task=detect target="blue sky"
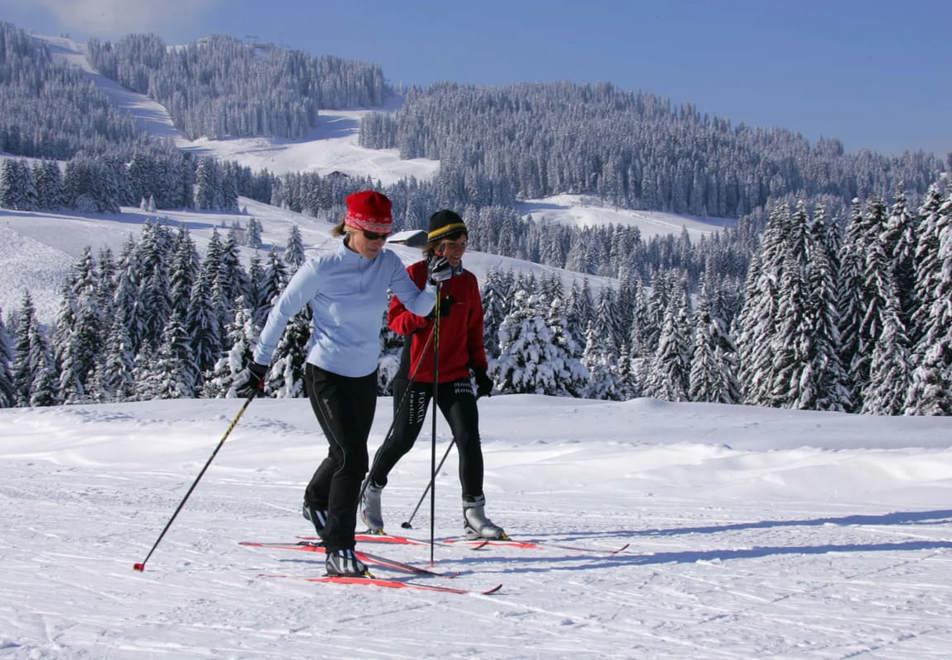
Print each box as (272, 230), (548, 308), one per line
(3, 0), (950, 157)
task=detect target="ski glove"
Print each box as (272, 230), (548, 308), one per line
(233, 362), (268, 398)
(472, 367), (493, 399)
(427, 296), (454, 319)
(427, 255), (453, 285)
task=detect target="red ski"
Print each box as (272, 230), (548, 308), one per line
(239, 540), (455, 577)
(301, 575), (502, 595)
(449, 538), (631, 554)
(343, 533), (630, 555)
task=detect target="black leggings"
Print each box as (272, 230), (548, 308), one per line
(368, 377), (484, 500)
(302, 364), (377, 552)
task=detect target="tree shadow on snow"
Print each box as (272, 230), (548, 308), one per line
(534, 508), (952, 543)
(452, 538), (952, 576)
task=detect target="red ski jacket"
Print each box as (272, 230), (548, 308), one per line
(388, 260), (488, 384)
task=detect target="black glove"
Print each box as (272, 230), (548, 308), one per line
(233, 362), (268, 398)
(427, 296), (454, 319)
(427, 254), (453, 285)
(473, 367), (493, 399)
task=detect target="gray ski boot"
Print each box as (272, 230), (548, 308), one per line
(463, 495), (507, 540)
(360, 477), (385, 534)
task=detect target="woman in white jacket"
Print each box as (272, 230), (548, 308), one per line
(233, 190), (450, 577)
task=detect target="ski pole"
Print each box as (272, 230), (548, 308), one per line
(428, 284), (442, 564)
(400, 437), (456, 530)
(133, 390), (258, 572)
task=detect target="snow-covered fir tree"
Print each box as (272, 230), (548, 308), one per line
(266, 310), (311, 398)
(860, 277), (913, 415)
(492, 291), (587, 396)
(219, 228), (250, 310)
(147, 310), (197, 399)
(169, 229), (200, 319)
(27, 325), (57, 407)
(261, 249), (289, 309)
(32, 160), (64, 209)
(203, 300), (258, 398)
(246, 217), (263, 249)
(799, 203), (850, 410)
(130, 342), (156, 402)
(881, 189), (918, 328)
(581, 321), (620, 400)
(851, 198), (897, 411)
(97, 314), (136, 402)
(904, 342), (952, 416)
(10, 291), (37, 406)
(644, 284), (692, 402)
(285, 225), (306, 272)
(245, 254), (269, 328)
(688, 276), (739, 404)
(910, 185), (946, 349)
(0, 306), (14, 408)
(736, 205), (786, 405)
(768, 203), (818, 408)
(480, 269), (512, 359)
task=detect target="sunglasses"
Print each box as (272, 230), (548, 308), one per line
(362, 230), (390, 241)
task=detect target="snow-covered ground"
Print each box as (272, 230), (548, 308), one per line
(2, 396), (952, 658)
(518, 194), (736, 241)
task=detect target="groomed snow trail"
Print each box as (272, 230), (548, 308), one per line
(2, 398), (952, 658)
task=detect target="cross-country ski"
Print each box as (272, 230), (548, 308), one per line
(264, 573), (503, 596)
(239, 540), (455, 577)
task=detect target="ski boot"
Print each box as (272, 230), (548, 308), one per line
(302, 501), (328, 541)
(325, 548), (371, 577)
(360, 477), (386, 534)
(463, 495), (508, 540)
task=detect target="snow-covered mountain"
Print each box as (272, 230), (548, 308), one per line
(0, 33), (733, 323)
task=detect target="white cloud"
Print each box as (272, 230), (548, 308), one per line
(29, 0), (222, 37)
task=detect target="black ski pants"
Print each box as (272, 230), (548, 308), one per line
(302, 363), (377, 552)
(368, 377), (484, 501)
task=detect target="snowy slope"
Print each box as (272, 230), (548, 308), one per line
(38, 35), (187, 142)
(35, 34), (439, 185)
(518, 194), (735, 240)
(177, 108), (441, 186)
(2, 396), (951, 657)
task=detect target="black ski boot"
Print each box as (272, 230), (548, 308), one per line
(325, 548), (370, 577)
(302, 501), (328, 541)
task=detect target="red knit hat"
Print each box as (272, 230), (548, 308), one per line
(344, 190), (392, 234)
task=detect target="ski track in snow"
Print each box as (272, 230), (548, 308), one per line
(2, 398), (952, 658)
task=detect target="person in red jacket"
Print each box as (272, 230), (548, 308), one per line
(360, 209), (506, 539)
